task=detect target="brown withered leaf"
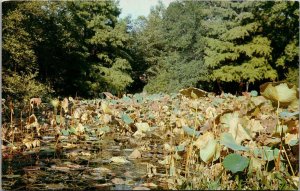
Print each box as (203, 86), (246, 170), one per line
(179, 87), (208, 99)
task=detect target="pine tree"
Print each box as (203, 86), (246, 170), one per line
(203, 1), (277, 88)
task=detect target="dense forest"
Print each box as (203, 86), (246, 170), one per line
(2, 0), (299, 102)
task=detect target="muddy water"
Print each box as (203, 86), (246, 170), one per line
(2, 134), (166, 190)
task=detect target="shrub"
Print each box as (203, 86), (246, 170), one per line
(2, 72), (53, 103)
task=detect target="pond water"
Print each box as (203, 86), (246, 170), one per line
(2, 135), (166, 190)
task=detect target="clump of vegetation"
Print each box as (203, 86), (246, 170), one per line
(2, 72), (52, 102)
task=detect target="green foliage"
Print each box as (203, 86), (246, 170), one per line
(223, 153), (250, 173)
(2, 72), (52, 102)
(3, 1), (134, 98)
(285, 68), (299, 87)
(2, 1), (299, 97)
(141, 1), (209, 93)
(203, 1), (278, 84)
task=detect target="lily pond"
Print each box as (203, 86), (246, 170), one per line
(2, 84), (299, 190)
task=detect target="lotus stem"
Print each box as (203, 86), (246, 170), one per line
(282, 144), (295, 176)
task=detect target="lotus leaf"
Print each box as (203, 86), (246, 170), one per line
(223, 153), (249, 173)
(121, 113), (134, 124)
(220, 133), (249, 151)
(135, 122), (150, 132)
(260, 82), (298, 107)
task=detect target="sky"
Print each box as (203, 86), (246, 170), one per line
(118, 0), (174, 19)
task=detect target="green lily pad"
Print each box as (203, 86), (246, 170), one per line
(223, 153), (249, 173)
(56, 115), (65, 124)
(133, 94), (143, 103)
(99, 126), (110, 133)
(69, 127), (77, 135)
(122, 96), (131, 102)
(279, 111), (299, 119)
(250, 90), (258, 97)
(212, 98), (224, 107)
(61, 129), (69, 136)
(175, 145), (185, 152)
(121, 113), (134, 125)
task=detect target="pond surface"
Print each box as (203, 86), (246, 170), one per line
(2, 134), (166, 190)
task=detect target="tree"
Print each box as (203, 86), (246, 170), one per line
(257, 1), (299, 86)
(203, 1), (278, 92)
(3, 1), (134, 99)
(141, 1), (209, 93)
(2, 2), (52, 101)
(66, 1), (133, 96)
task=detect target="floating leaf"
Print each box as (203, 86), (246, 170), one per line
(183, 126), (201, 137)
(251, 96), (267, 106)
(99, 126), (110, 133)
(133, 94), (143, 103)
(61, 129), (69, 136)
(212, 98), (224, 107)
(128, 149), (142, 159)
(194, 132), (213, 149)
(175, 144), (185, 152)
(223, 154), (249, 173)
(56, 115), (65, 125)
(109, 156), (130, 164)
(122, 96), (131, 102)
(220, 133), (249, 151)
(101, 102), (112, 114)
(250, 90), (258, 97)
(135, 122), (150, 132)
(69, 127), (77, 135)
(133, 187), (150, 190)
(111, 178), (125, 185)
(232, 124), (252, 144)
(279, 111), (299, 119)
(121, 113), (134, 125)
(285, 133), (299, 146)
